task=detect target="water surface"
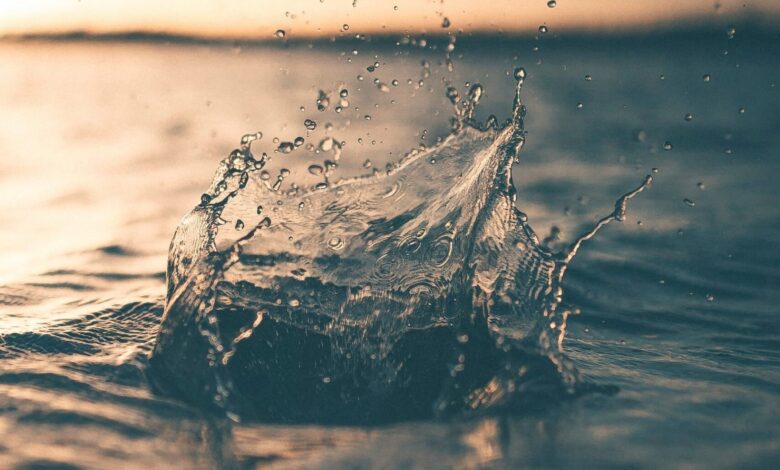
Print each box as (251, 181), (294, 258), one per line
(1, 31), (779, 468)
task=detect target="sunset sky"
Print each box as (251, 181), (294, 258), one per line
(1, 0), (778, 39)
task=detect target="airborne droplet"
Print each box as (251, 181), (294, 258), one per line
(304, 119), (317, 130)
(446, 86), (459, 105)
(275, 29), (286, 39)
(327, 236), (344, 250)
(278, 142), (295, 153)
(468, 84), (483, 104)
(240, 131), (263, 148)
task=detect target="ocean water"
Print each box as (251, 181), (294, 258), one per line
(1, 30), (779, 468)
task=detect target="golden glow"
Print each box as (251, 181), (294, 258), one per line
(0, 0), (778, 39)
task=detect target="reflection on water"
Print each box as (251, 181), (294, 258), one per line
(1, 30), (779, 468)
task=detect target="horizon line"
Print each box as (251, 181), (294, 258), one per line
(3, 19), (778, 47)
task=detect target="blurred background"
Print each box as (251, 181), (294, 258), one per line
(0, 1), (779, 468)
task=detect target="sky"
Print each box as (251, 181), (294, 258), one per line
(0, 0), (778, 39)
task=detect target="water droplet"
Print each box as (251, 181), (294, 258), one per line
(703, 74), (711, 82)
(304, 119), (317, 130)
(278, 141), (294, 153)
(513, 67), (526, 81)
(308, 164), (324, 175)
(738, 107), (746, 114)
(446, 86), (459, 105)
(547, 0), (557, 7)
(240, 131), (263, 148)
(319, 137), (334, 152)
(256, 205), (263, 214)
(294, 137), (305, 147)
(726, 25), (736, 39)
(235, 219), (245, 230)
(289, 298), (301, 307)
(663, 141), (673, 151)
(275, 29), (286, 39)
(538, 25), (548, 34)
(364, 114), (372, 120)
(468, 84), (483, 104)
(327, 236), (344, 249)
(576, 102), (583, 109)
(705, 293), (715, 302)
(584, 74), (592, 81)
(683, 198), (695, 207)
(441, 17), (451, 28)
(684, 113), (694, 121)
(342, 24), (350, 31)
(697, 182), (705, 190)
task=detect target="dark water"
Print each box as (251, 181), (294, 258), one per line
(1, 30), (779, 468)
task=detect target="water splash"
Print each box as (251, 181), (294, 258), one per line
(150, 70), (650, 423)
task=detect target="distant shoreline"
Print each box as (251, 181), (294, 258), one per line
(2, 18), (778, 47)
